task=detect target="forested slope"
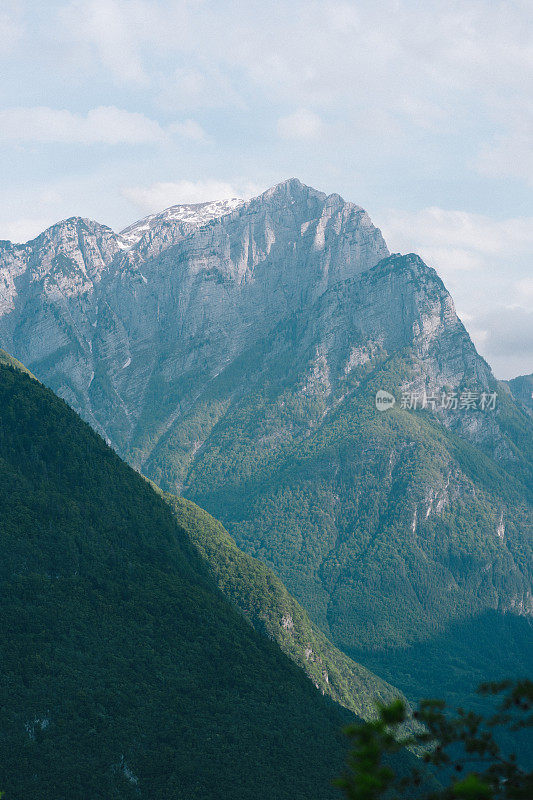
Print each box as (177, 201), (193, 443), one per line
(0, 361), (354, 800)
(165, 494), (409, 722)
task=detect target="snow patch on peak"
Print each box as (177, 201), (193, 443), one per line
(119, 197), (244, 248)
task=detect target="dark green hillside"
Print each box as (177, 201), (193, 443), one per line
(163, 494), (411, 724)
(0, 361), (352, 800)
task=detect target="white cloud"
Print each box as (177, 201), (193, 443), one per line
(157, 66), (244, 111)
(277, 109), (324, 140)
(0, 9), (23, 55)
(167, 119), (208, 142)
(477, 116), (533, 186)
(416, 247), (483, 273)
(0, 217), (58, 245)
(0, 106), (205, 146)
(514, 277), (533, 306)
(325, 1), (360, 33)
(51, 1), (532, 190)
(121, 179), (263, 213)
(59, 0), (151, 83)
(469, 306), (533, 380)
(382, 207), (533, 260)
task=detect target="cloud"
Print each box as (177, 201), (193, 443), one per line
(0, 106), (205, 145)
(0, 216), (59, 245)
(57, 1), (530, 117)
(0, 9), (23, 56)
(415, 247), (483, 273)
(50, 1), (531, 192)
(121, 179), (263, 213)
(477, 116), (533, 187)
(157, 66), (244, 111)
(469, 306), (533, 380)
(59, 0), (150, 83)
(381, 207), (533, 263)
(514, 277), (533, 306)
(277, 109), (325, 140)
(167, 119), (208, 142)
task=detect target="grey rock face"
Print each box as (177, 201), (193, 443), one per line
(0, 179), (389, 451)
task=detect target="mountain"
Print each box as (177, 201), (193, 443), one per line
(0, 356), (355, 799)
(172, 252), (532, 643)
(0, 350), (409, 727)
(0, 179), (387, 453)
(0, 179), (531, 739)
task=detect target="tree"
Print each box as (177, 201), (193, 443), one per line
(336, 680), (533, 800)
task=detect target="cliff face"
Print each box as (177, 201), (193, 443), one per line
(0, 179), (389, 452)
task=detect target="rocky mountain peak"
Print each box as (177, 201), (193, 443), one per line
(250, 179), (367, 225)
(25, 216), (121, 284)
(259, 177), (327, 203)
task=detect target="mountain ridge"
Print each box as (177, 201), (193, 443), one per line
(0, 343), (414, 727)
(0, 178), (353, 247)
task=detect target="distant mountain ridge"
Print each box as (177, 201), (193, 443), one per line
(505, 373), (533, 414)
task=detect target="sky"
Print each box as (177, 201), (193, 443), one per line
(0, 0), (531, 378)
